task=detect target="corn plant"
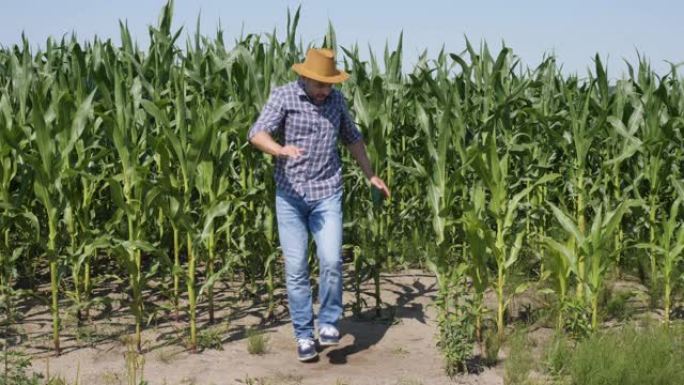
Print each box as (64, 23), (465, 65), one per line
(548, 200), (636, 330)
(349, 67), (393, 316)
(23, 52), (96, 353)
(105, 65), (158, 352)
(637, 177), (684, 324)
(600, 77), (642, 271)
(540, 235), (576, 330)
(560, 79), (597, 301)
(632, 63), (675, 290)
(1, 3), (684, 377)
(411, 71), (480, 372)
(146, 76), (201, 349)
(468, 132), (558, 338)
(0, 95), (36, 327)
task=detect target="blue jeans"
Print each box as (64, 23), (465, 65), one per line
(276, 189), (344, 340)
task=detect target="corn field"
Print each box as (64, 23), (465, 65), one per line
(1, 1), (684, 374)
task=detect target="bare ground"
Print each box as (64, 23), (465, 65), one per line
(9, 269), (505, 385)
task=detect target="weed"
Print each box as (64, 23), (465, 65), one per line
(155, 348), (182, 365)
(568, 324), (684, 385)
(562, 299), (591, 339)
(605, 291), (634, 321)
(437, 311), (474, 377)
(396, 378), (423, 385)
(391, 346), (409, 356)
(197, 322), (228, 351)
(237, 376), (268, 385)
(101, 371), (123, 385)
(1, 349), (42, 385)
(483, 327), (500, 366)
(246, 329), (269, 355)
(544, 334), (572, 377)
(504, 330), (534, 385)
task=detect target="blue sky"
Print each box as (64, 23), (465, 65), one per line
(1, 1), (682, 77)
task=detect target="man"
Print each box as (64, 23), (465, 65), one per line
(248, 48), (390, 362)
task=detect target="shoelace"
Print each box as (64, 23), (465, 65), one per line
(320, 326), (339, 337)
(297, 338), (315, 350)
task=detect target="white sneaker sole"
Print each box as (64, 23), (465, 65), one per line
(318, 338), (339, 346)
(298, 351), (318, 362)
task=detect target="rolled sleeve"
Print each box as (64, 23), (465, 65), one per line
(339, 96), (363, 145)
(248, 88), (285, 140)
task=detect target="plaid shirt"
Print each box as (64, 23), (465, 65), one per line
(248, 79), (363, 201)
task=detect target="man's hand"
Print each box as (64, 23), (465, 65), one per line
(370, 175), (390, 198)
(278, 145), (304, 159)
(248, 132), (305, 159)
(346, 140), (390, 198)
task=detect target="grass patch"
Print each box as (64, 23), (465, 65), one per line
(236, 376), (268, 385)
(246, 328), (269, 355)
(499, 323), (684, 384)
(155, 347), (183, 365)
(100, 371), (124, 385)
(0, 350), (43, 385)
(648, 279), (664, 310)
(272, 372), (303, 385)
(563, 324), (684, 385)
(504, 330), (535, 385)
(544, 334), (572, 377)
(604, 291), (634, 322)
(237, 373), (301, 385)
(395, 378), (423, 385)
(391, 346), (409, 356)
(197, 321), (229, 351)
(483, 327), (501, 366)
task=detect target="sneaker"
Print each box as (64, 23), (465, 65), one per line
(296, 338), (318, 361)
(318, 325), (340, 346)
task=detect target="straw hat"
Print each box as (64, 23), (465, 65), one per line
(292, 48), (349, 84)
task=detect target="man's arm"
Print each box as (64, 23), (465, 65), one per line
(248, 87), (303, 159)
(347, 140), (390, 198)
(249, 132), (303, 158)
(339, 93), (390, 198)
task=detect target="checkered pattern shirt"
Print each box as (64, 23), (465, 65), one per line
(248, 79), (363, 202)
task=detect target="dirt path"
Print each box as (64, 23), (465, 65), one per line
(19, 270), (503, 385)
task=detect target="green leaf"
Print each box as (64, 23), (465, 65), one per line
(505, 231), (525, 269)
(548, 202), (584, 244)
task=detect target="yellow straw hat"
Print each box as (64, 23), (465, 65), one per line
(292, 48), (349, 84)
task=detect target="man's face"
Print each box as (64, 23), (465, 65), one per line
(302, 77), (333, 105)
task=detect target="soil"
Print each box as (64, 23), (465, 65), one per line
(10, 269), (505, 385)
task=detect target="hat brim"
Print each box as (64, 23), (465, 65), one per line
(292, 63), (349, 84)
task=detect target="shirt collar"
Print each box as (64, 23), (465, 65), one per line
(296, 78), (334, 107)
(296, 78), (308, 98)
